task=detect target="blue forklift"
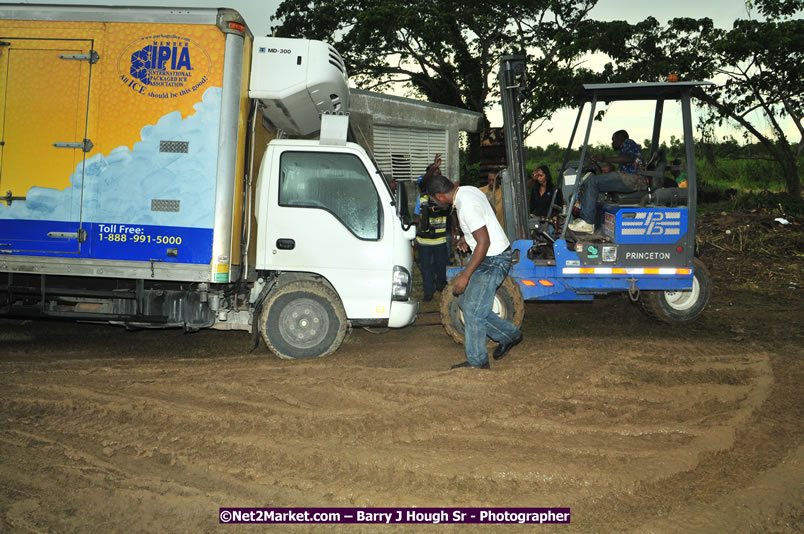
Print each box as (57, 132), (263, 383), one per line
(439, 56), (712, 343)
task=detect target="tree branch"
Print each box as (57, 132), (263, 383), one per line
(692, 87), (784, 161)
(781, 95), (804, 140)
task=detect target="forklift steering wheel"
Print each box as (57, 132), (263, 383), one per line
(582, 153), (603, 174)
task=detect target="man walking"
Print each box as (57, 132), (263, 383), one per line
(425, 174), (522, 369)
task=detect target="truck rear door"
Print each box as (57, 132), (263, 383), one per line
(0, 38), (94, 254)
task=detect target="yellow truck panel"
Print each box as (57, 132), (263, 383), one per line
(0, 12), (247, 278)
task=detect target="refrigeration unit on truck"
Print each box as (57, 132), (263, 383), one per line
(0, 5), (418, 359)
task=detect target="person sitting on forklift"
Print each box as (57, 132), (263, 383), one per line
(568, 129), (643, 233)
(528, 165), (563, 218)
(669, 157), (688, 188)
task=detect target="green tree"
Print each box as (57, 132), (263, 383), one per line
(272, 0), (601, 161)
(696, 6), (803, 199)
(594, 0), (803, 198)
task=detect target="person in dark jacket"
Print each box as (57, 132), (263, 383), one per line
(414, 155), (449, 301)
(528, 165), (563, 218)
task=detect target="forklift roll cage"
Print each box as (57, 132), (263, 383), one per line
(558, 81), (714, 242)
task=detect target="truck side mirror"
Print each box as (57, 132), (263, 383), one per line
(394, 181), (407, 219)
(394, 181), (413, 230)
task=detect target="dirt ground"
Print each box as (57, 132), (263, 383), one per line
(1, 211), (802, 533)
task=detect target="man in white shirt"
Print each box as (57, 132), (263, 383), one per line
(425, 174), (523, 369)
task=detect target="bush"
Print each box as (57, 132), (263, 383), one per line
(732, 191), (804, 218)
(696, 158), (786, 193)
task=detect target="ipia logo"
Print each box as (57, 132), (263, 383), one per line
(131, 43), (192, 85)
(118, 35), (211, 99)
(621, 211), (683, 236)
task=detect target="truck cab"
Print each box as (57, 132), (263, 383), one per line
(253, 135), (417, 358)
(248, 37), (418, 358)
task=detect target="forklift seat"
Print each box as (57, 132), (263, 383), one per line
(653, 186), (689, 206)
(607, 149), (668, 205)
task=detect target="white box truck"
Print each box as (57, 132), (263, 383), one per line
(0, 5), (418, 359)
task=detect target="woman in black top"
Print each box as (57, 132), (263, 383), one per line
(529, 165), (563, 217)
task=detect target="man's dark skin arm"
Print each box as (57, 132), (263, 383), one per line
(452, 225), (490, 295)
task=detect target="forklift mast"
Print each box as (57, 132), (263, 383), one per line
(498, 56), (530, 242)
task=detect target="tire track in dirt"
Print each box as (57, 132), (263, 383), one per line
(2, 300), (799, 534)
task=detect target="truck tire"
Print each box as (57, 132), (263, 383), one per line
(639, 258), (711, 323)
(440, 275), (525, 345)
(260, 280), (348, 359)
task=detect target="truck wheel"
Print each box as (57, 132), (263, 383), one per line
(260, 280), (348, 359)
(639, 258), (711, 323)
(440, 275), (525, 345)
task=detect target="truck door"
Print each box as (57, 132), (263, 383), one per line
(261, 149), (393, 319)
(0, 38), (94, 254)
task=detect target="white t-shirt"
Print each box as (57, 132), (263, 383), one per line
(454, 186), (510, 256)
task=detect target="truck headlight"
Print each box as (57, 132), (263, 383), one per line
(391, 265), (412, 301)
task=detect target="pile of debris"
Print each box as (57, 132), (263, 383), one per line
(697, 208), (802, 294)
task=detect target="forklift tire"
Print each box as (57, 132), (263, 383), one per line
(639, 258), (711, 323)
(440, 275), (525, 346)
(260, 280), (348, 359)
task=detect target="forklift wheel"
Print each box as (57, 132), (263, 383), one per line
(440, 275), (525, 346)
(639, 258), (711, 323)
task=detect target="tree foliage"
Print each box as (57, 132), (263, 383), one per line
(593, 0), (803, 198)
(272, 0), (803, 197)
(272, 0), (602, 140)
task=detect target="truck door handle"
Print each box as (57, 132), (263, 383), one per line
(47, 229), (87, 243)
(2, 190), (26, 206)
(276, 238), (295, 250)
(54, 139), (94, 152)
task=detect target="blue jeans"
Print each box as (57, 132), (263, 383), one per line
(459, 249), (521, 367)
(580, 172), (635, 225)
(418, 242), (448, 296)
